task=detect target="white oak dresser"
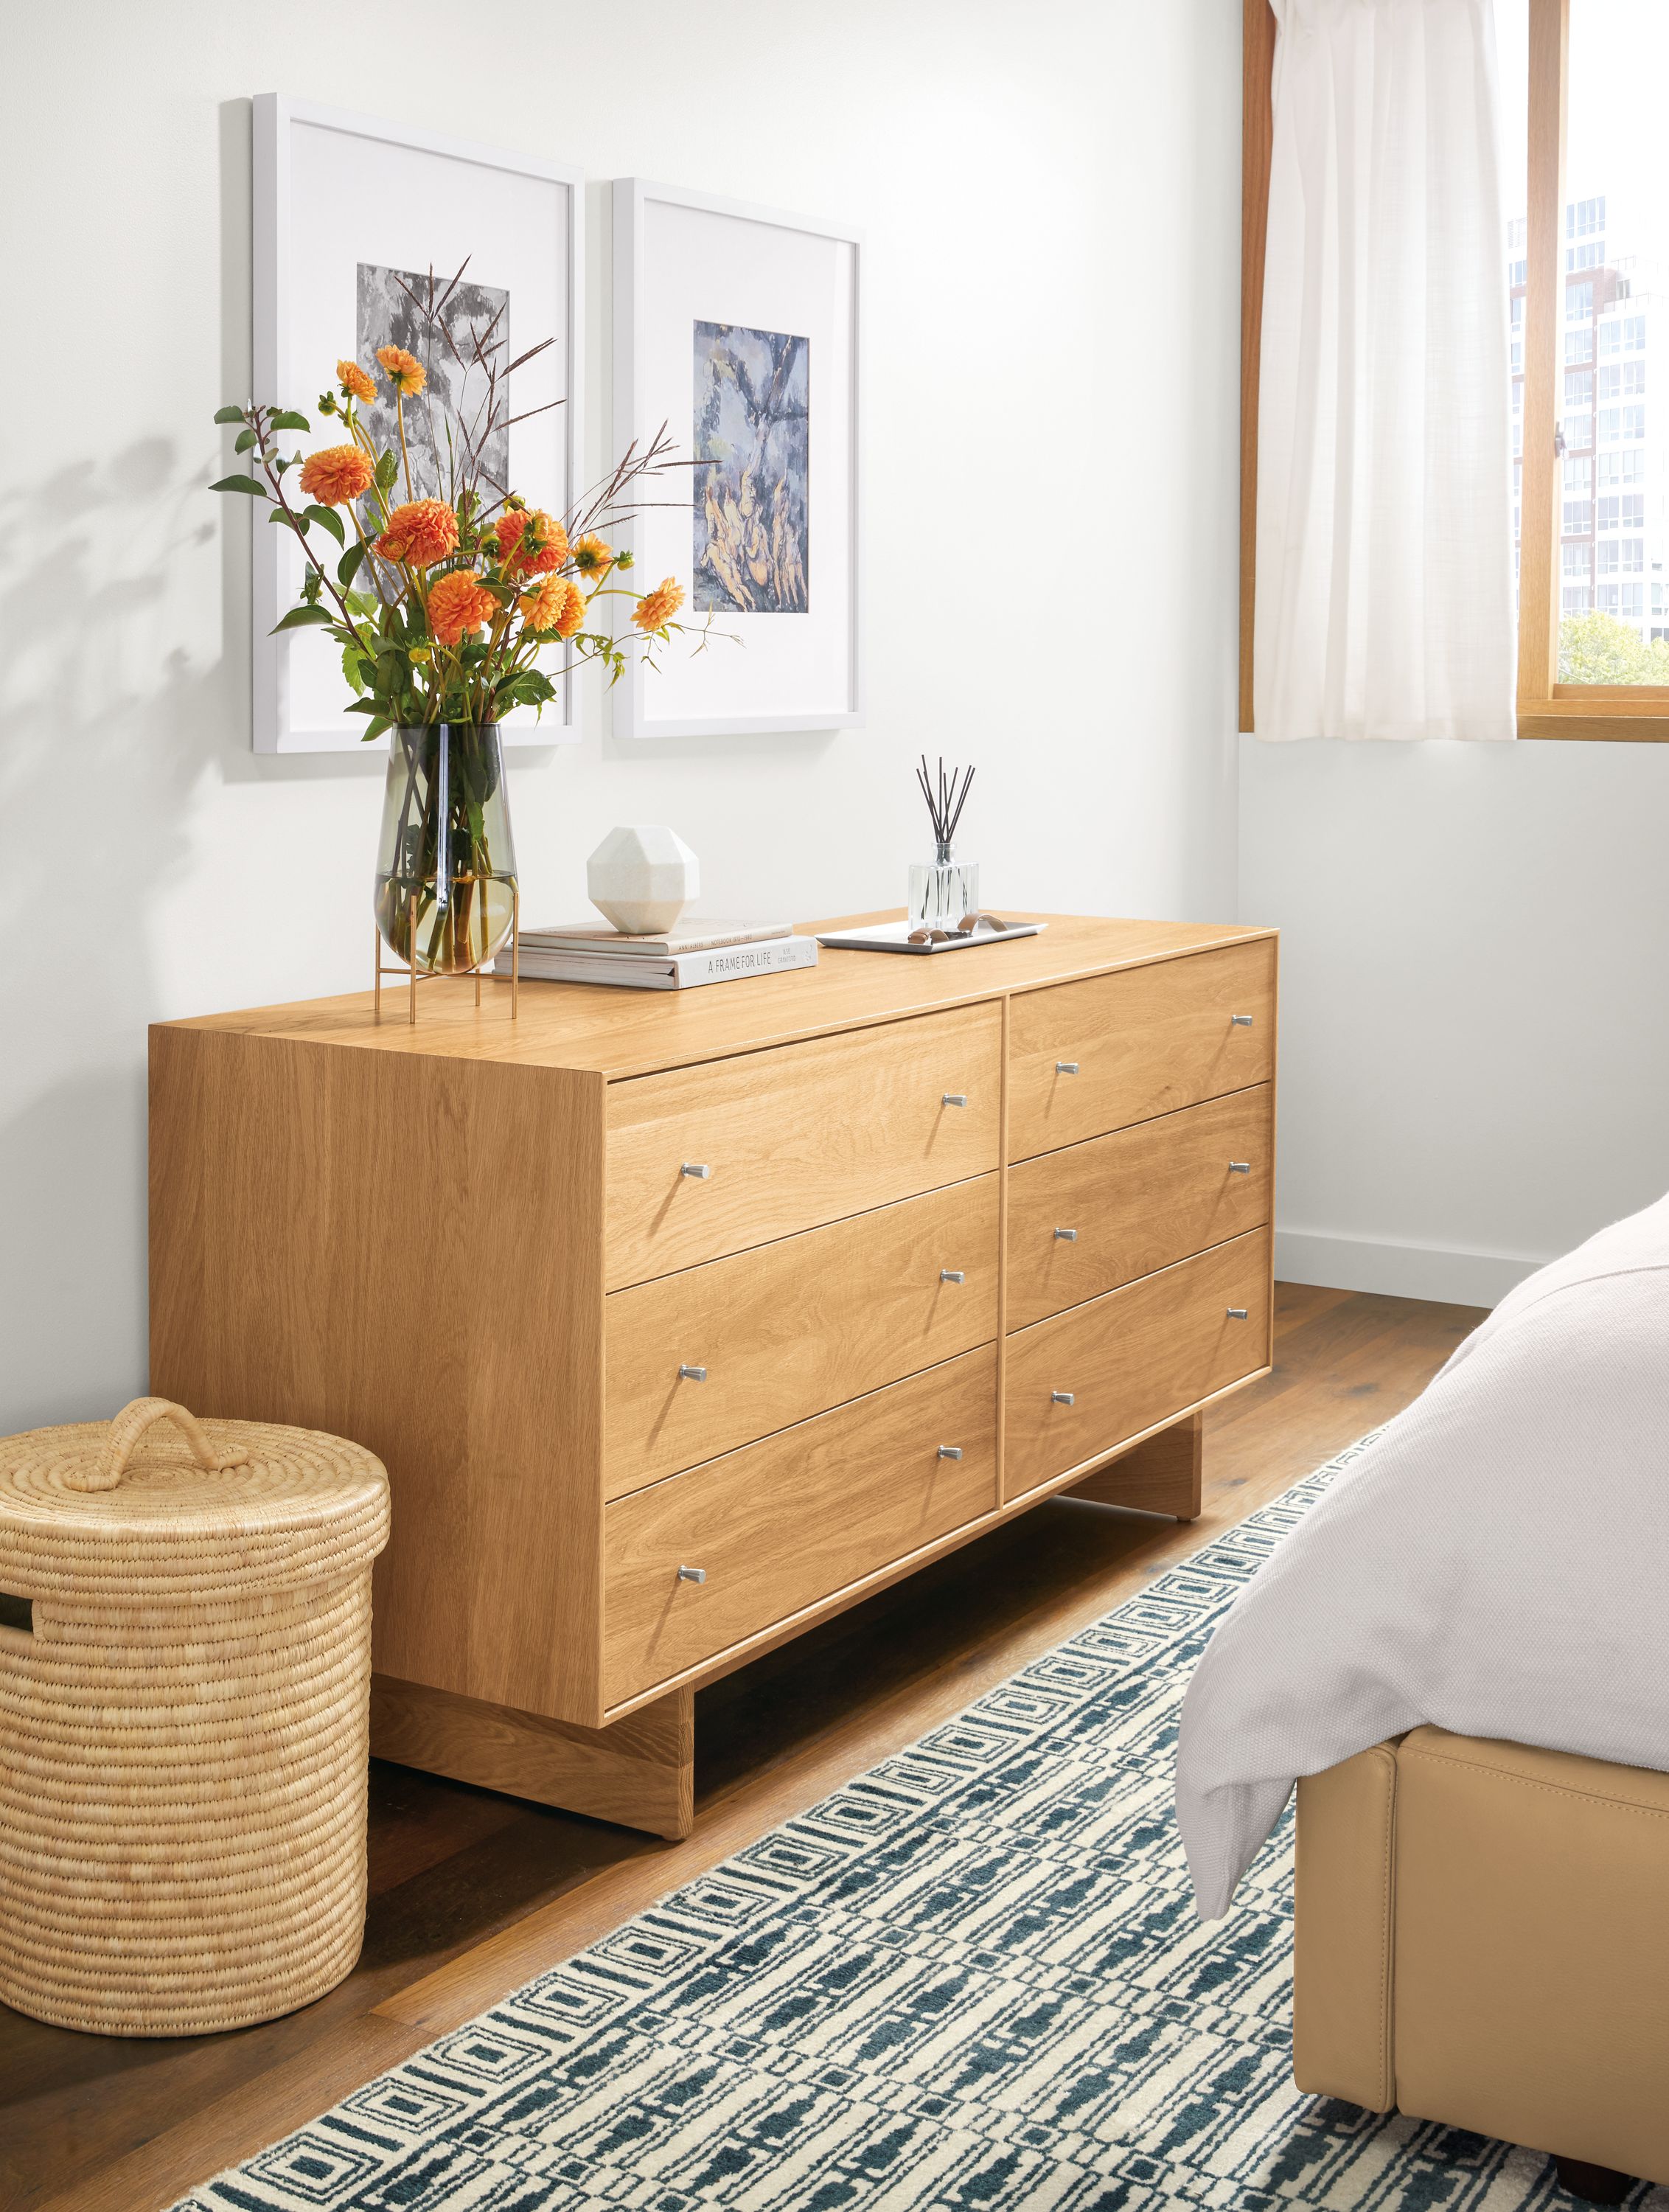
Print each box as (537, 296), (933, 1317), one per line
(150, 911), (1276, 1837)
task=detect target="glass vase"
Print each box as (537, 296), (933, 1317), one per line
(374, 723), (519, 976)
(908, 843), (980, 933)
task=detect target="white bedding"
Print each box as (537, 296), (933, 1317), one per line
(1174, 1192), (1669, 1920)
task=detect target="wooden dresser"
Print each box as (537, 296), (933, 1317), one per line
(150, 911), (1276, 1839)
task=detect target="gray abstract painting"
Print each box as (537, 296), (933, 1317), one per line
(692, 321), (809, 613)
(356, 262), (509, 503)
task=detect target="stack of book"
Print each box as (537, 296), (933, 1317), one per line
(492, 917), (815, 991)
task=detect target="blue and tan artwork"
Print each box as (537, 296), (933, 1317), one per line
(693, 321), (809, 613)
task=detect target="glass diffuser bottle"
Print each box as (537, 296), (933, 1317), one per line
(909, 756), (980, 934)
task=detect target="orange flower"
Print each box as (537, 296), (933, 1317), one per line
(336, 359), (377, 405)
(426, 569), (499, 649)
(520, 575), (585, 639)
(298, 443), (377, 507)
(632, 577), (686, 632)
(377, 498), (459, 568)
(495, 507), (569, 578)
(571, 532), (616, 580)
(375, 344), (426, 397)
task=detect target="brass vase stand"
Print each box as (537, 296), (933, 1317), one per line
(374, 880), (520, 1028)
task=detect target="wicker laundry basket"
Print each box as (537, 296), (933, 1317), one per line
(0, 1395), (389, 2037)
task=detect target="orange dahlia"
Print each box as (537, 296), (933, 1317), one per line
(495, 507), (569, 578)
(632, 577), (686, 632)
(377, 498), (459, 568)
(426, 569), (499, 650)
(298, 443), (377, 507)
(375, 344), (425, 397)
(520, 575), (585, 639)
(571, 532), (616, 580)
(336, 359), (377, 405)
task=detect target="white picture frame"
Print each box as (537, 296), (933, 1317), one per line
(612, 177), (863, 740)
(250, 96), (584, 755)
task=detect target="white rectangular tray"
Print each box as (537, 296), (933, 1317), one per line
(815, 919), (1045, 956)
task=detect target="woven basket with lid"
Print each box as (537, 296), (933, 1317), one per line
(0, 1396), (389, 2037)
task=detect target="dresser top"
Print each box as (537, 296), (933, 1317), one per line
(156, 911), (1275, 1082)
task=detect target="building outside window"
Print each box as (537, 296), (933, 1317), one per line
(1564, 583), (1593, 613)
(1621, 538), (1645, 571)
(1566, 327), (1593, 362)
(1597, 449), (1645, 486)
(1567, 280), (1594, 320)
(1599, 320), (1622, 355)
(1568, 195), (1606, 237)
(1564, 454), (1592, 495)
(1567, 368), (1594, 405)
(1564, 498), (1593, 534)
(1567, 411), (1595, 448)
(1597, 538), (1620, 574)
(1597, 582), (1620, 613)
(1563, 543), (1592, 579)
(1624, 314), (1646, 350)
(1622, 582), (1644, 619)
(1623, 405), (1646, 439)
(1567, 241), (1606, 271)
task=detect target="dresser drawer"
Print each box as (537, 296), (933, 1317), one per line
(605, 1004), (1002, 1290)
(605, 1176), (999, 1498)
(1004, 1231), (1270, 1498)
(1006, 940), (1275, 1162)
(1006, 1088), (1272, 1330)
(603, 1347), (997, 1706)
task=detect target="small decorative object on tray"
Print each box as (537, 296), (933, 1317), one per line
(818, 754), (1042, 953)
(586, 825), (700, 935)
(494, 917), (813, 991)
(209, 263), (704, 1027)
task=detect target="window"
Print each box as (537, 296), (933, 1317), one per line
(1564, 412), (1593, 450)
(1510, 257), (1528, 288)
(1622, 582), (1644, 619)
(1624, 314), (1646, 350)
(1597, 320), (1621, 356)
(1511, 293), (1525, 330)
(1567, 281), (1593, 321)
(1563, 584), (1592, 614)
(1566, 240), (1605, 271)
(1565, 368), (1593, 405)
(1621, 538), (1645, 573)
(1563, 543), (1592, 579)
(1564, 454), (1592, 495)
(1563, 498), (1592, 534)
(1565, 327), (1593, 363)
(1597, 449), (1645, 487)
(1597, 408), (1620, 443)
(1567, 194), (1606, 237)
(1597, 538), (1620, 574)
(1623, 405), (1645, 440)
(1508, 215), (1527, 251)
(1597, 581), (1620, 613)
(1623, 359), (1645, 394)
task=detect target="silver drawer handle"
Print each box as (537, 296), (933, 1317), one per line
(677, 1363), (707, 1382)
(680, 1161), (711, 1179)
(1055, 1060), (1079, 1074)
(1053, 1227), (1078, 1242)
(941, 1092), (968, 1107)
(677, 1565), (707, 1584)
(1227, 1307), (1249, 1321)
(1051, 1390), (1075, 1405)
(939, 1268), (966, 1284)
(938, 1445), (964, 1461)
(1230, 1014), (1255, 1029)
(1228, 1161), (1251, 1175)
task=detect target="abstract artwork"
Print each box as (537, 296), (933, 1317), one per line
(356, 262), (509, 504)
(692, 321), (809, 613)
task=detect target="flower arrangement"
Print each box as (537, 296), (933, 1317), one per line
(208, 266), (700, 982)
(210, 274), (691, 740)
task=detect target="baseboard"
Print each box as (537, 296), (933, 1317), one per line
(1275, 1228), (1548, 1310)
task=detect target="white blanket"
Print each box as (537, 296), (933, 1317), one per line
(1175, 1193), (1669, 1920)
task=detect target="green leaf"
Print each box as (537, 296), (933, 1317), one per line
(374, 450), (399, 492)
(338, 540), (369, 588)
(213, 404), (247, 425)
(268, 507), (304, 529)
(342, 643), (368, 695)
(269, 408), (311, 432)
(271, 603), (335, 633)
(304, 503), (346, 546)
(360, 716), (393, 744)
(209, 473), (269, 497)
(233, 428), (257, 453)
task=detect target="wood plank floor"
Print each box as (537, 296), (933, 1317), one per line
(4, 1282), (1483, 2212)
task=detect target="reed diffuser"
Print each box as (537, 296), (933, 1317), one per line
(909, 756), (979, 933)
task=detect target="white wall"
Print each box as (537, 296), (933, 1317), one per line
(0, 1), (1244, 1434)
(1241, 734), (1669, 1305)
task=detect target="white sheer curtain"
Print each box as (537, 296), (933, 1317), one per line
(1255, 0), (1516, 742)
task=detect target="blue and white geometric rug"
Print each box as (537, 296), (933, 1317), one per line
(172, 1439), (1667, 2211)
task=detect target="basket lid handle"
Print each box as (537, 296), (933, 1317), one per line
(66, 1397), (252, 1494)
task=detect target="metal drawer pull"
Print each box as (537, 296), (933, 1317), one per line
(1228, 1161), (1251, 1175)
(939, 1268), (966, 1284)
(1055, 1060), (1080, 1074)
(1051, 1390), (1075, 1406)
(680, 1161), (711, 1179)
(1053, 1227), (1078, 1242)
(677, 1565), (707, 1585)
(938, 1445), (964, 1461)
(1230, 1014), (1254, 1028)
(1227, 1307), (1249, 1321)
(677, 1363), (708, 1382)
(941, 1092), (968, 1107)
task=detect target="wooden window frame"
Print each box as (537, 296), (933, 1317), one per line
(1240, 0), (1669, 742)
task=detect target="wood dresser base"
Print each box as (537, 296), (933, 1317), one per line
(1067, 1408), (1204, 1523)
(370, 1675), (694, 1840)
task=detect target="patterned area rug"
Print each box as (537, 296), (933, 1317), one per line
(173, 1441), (1667, 2211)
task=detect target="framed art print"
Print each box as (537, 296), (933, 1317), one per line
(251, 97), (582, 754)
(612, 178), (863, 739)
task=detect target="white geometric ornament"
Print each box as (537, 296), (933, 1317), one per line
(585, 825), (701, 936)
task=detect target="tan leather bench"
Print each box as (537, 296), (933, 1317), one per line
(1296, 1727), (1669, 2202)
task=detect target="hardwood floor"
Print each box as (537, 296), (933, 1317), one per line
(3, 1282), (1483, 2212)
